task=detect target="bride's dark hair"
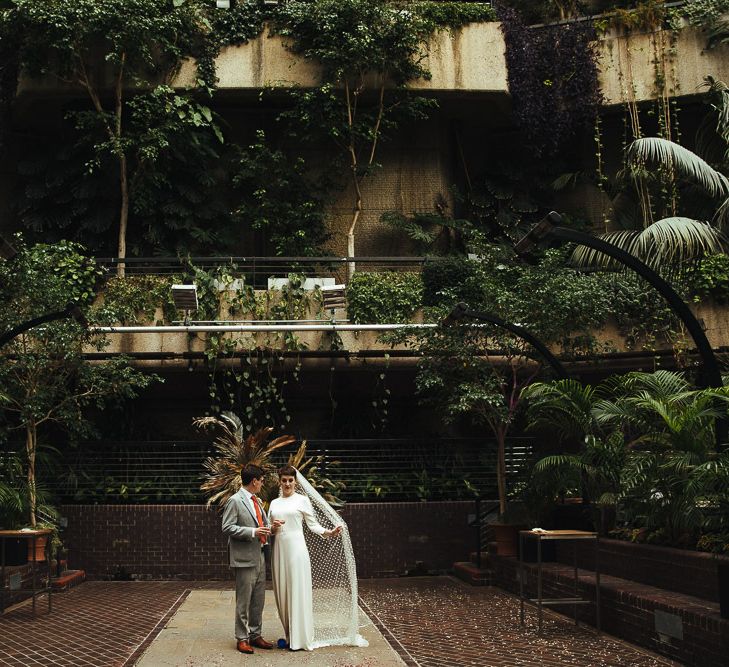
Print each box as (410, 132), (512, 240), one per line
(278, 464), (297, 477)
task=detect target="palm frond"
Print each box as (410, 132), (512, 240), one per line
(627, 138), (729, 200)
(569, 219), (726, 270)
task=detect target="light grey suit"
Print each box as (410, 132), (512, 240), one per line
(222, 488), (268, 641)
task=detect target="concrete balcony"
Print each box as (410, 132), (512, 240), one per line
(16, 21), (729, 106)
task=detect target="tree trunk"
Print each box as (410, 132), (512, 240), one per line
(347, 210), (359, 280)
(117, 153), (129, 277)
(25, 422), (37, 528)
(496, 429), (507, 517)
(115, 54), (128, 277)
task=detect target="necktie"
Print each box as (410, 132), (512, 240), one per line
(251, 495), (266, 544)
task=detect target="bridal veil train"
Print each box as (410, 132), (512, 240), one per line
(290, 468), (369, 649)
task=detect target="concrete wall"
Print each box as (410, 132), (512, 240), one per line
(172, 23), (509, 94)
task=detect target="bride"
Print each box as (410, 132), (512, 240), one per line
(268, 465), (368, 651)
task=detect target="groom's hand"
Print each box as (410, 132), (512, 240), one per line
(255, 526), (271, 539)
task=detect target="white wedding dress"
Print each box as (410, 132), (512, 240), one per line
(269, 493), (324, 651)
(268, 482), (369, 651)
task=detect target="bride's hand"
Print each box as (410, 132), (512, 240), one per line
(325, 525), (343, 538)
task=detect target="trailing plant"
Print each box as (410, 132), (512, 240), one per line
(346, 271), (424, 324)
(689, 252), (729, 303)
(94, 275), (175, 325)
(498, 4), (603, 159)
(412, 1), (497, 29)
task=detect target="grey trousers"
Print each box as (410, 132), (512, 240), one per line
(234, 549), (266, 641)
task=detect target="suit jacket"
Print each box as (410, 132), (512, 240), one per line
(222, 488), (269, 567)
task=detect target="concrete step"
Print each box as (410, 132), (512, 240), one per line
(468, 551), (491, 567)
(51, 569), (85, 592)
(453, 561), (492, 586)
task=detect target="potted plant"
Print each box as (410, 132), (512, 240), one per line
(0, 449), (58, 565)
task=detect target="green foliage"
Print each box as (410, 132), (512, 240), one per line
(95, 275), (174, 325)
(232, 131), (330, 256)
(525, 370), (729, 545)
(421, 256), (483, 307)
(603, 271), (678, 350)
(690, 252), (729, 303)
(381, 210), (471, 254)
(277, 0), (430, 84)
(197, 1), (269, 89)
(413, 1), (496, 29)
(346, 271), (423, 324)
(0, 238), (158, 525)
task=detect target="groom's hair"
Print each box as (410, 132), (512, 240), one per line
(278, 465), (296, 478)
(241, 463), (265, 485)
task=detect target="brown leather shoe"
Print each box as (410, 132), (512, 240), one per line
(249, 636), (274, 650)
(236, 640), (254, 654)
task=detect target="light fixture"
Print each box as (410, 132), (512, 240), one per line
(171, 284), (198, 311)
(513, 211), (562, 256)
(321, 284), (346, 311)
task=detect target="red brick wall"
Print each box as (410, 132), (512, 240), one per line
(60, 501), (476, 580)
(554, 538), (722, 603)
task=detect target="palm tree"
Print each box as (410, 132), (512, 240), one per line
(522, 379), (624, 531)
(592, 370), (729, 542)
(572, 78), (729, 272)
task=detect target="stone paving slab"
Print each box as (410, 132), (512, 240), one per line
(135, 590), (402, 667)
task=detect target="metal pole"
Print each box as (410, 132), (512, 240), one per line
(89, 323), (438, 334)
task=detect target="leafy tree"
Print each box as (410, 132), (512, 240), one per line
(277, 0), (436, 277)
(0, 239), (157, 526)
(413, 246), (615, 516)
(8, 0), (218, 270)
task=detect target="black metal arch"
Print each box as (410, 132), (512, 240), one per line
(443, 302), (568, 379)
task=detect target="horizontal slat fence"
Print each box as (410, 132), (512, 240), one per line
(43, 437), (534, 504)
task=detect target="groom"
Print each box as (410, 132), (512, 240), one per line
(222, 463), (274, 654)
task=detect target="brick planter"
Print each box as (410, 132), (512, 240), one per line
(554, 538), (727, 604)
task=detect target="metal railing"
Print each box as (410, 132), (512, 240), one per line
(50, 437), (534, 504)
(94, 256), (430, 287)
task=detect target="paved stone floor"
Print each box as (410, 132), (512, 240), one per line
(0, 578), (680, 667)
